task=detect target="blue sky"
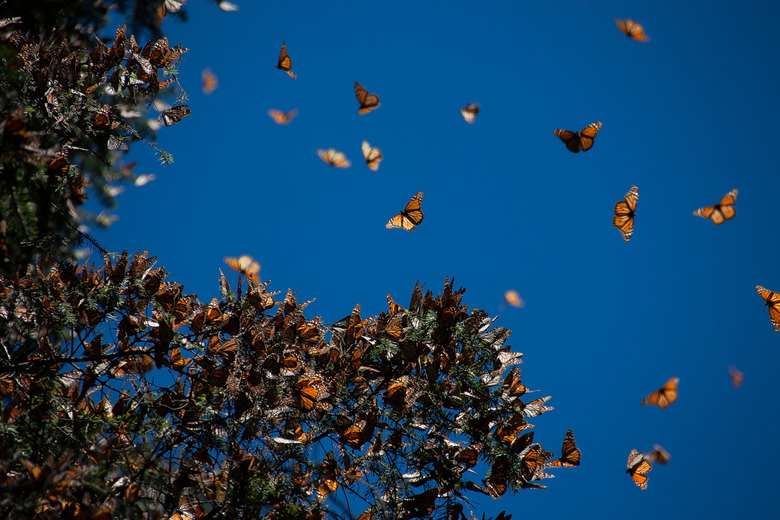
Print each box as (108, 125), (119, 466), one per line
(93, 1), (780, 518)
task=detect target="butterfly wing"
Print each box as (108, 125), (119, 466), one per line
(578, 121), (602, 151)
(729, 366), (744, 388)
(161, 105), (192, 126)
(756, 285), (780, 332)
(553, 128), (581, 153)
(361, 140), (383, 171)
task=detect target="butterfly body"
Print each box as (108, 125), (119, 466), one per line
(386, 191), (424, 231)
(613, 185), (638, 242)
(354, 81), (380, 114)
(553, 121), (602, 153)
(693, 189), (737, 225)
(756, 285), (780, 332)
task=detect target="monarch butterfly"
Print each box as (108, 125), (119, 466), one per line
(503, 290), (525, 308)
(354, 81), (380, 114)
(553, 121), (602, 153)
(224, 255), (260, 282)
(386, 191), (424, 231)
(268, 109), (299, 125)
(613, 185), (638, 242)
(546, 429), (581, 468)
(201, 68), (218, 94)
(693, 189), (737, 225)
(626, 449), (652, 489)
(295, 377), (320, 411)
(460, 103), (480, 124)
(615, 19), (650, 42)
(276, 40), (297, 79)
(729, 366), (744, 388)
(641, 377), (679, 409)
(645, 444), (671, 465)
(361, 140), (383, 171)
(317, 148), (351, 168)
(47, 154), (69, 174)
(160, 105), (192, 126)
(756, 285), (780, 332)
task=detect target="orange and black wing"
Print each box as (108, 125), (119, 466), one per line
(546, 429), (581, 468)
(641, 377), (679, 409)
(553, 128), (581, 153)
(354, 81), (380, 114)
(386, 191), (424, 231)
(361, 141), (383, 171)
(645, 444), (671, 465)
(626, 449), (652, 489)
(729, 366), (744, 388)
(613, 185), (638, 242)
(201, 68), (218, 94)
(276, 40), (297, 79)
(460, 103), (480, 123)
(615, 19), (650, 42)
(693, 189), (737, 225)
(756, 285), (780, 332)
(578, 121), (602, 151)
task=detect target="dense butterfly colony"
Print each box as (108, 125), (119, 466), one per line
(250, 18), (780, 496)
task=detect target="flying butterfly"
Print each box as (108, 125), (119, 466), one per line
(729, 366), (744, 388)
(553, 121), (602, 153)
(317, 148), (351, 168)
(276, 40), (297, 79)
(645, 444), (671, 465)
(613, 185), (638, 242)
(615, 19), (650, 42)
(693, 189), (737, 225)
(354, 81), (380, 114)
(386, 191), (424, 231)
(641, 377), (679, 409)
(503, 290), (525, 308)
(361, 140), (383, 171)
(460, 103), (480, 124)
(756, 285), (780, 332)
(626, 449), (652, 490)
(223, 255), (260, 282)
(160, 105), (192, 126)
(546, 429), (581, 468)
(201, 68), (218, 94)
(268, 109), (298, 125)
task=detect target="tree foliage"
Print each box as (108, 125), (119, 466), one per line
(0, 3), (190, 275)
(1, 252), (559, 519)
